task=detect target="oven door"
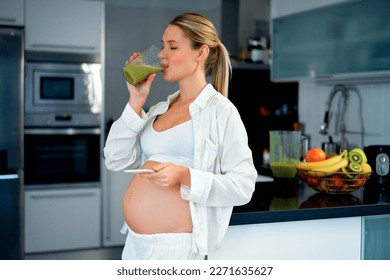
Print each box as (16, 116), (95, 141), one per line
(24, 128), (101, 189)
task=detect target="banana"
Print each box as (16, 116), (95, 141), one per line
(295, 152), (346, 171)
(308, 157), (349, 177)
(360, 161), (372, 173)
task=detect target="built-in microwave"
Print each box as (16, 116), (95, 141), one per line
(25, 62), (102, 127)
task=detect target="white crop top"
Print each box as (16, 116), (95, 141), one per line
(140, 116), (194, 167)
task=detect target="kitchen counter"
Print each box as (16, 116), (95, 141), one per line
(231, 170), (390, 226)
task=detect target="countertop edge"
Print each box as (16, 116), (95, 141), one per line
(229, 204), (390, 226)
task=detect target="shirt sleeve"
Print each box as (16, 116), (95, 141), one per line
(103, 103), (148, 171)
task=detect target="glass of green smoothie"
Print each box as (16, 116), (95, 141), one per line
(122, 45), (163, 85)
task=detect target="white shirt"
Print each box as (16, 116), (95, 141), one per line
(104, 84), (257, 255)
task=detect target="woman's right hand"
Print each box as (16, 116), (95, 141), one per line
(125, 52), (157, 115)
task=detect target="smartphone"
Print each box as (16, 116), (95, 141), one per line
(123, 169), (155, 174)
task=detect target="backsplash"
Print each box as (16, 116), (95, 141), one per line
(298, 80), (390, 149)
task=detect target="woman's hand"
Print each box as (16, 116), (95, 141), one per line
(125, 52), (157, 115)
(140, 162), (191, 189)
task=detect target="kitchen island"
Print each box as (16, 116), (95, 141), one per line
(232, 175), (390, 225)
(209, 170), (390, 260)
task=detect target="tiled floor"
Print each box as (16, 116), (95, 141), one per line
(24, 246), (122, 260)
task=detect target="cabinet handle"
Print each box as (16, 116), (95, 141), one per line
(0, 17), (17, 23)
(0, 174), (19, 180)
(30, 44), (97, 51)
(105, 172), (111, 241)
(24, 127), (101, 135)
(30, 192), (96, 199)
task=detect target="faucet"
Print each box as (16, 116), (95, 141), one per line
(319, 84), (349, 151)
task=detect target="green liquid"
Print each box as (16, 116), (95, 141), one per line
(122, 64), (162, 85)
(270, 162), (297, 178)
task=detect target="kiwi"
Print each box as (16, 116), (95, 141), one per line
(348, 162), (363, 173)
(348, 148), (368, 164)
(342, 167), (355, 179)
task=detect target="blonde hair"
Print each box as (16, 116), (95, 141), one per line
(170, 13), (231, 97)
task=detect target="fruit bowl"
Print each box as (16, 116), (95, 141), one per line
(297, 169), (372, 194)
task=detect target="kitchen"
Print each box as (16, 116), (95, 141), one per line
(1, 0), (390, 261)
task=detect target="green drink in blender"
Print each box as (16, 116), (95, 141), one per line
(269, 131), (307, 178)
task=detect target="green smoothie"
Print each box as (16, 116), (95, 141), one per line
(122, 64), (162, 85)
(270, 162), (298, 178)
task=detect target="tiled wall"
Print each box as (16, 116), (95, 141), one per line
(298, 80), (390, 149)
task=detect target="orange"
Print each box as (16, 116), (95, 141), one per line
(305, 148), (327, 162)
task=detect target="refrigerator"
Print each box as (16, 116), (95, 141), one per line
(0, 27), (24, 259)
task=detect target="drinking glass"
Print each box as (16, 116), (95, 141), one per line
(122, 45), (163, 85)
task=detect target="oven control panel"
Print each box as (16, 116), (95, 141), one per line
(376, 153), (389, 176)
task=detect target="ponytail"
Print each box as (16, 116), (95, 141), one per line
(210, 42), (231, 97)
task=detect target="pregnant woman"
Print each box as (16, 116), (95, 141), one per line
(104, 13), (257, 260)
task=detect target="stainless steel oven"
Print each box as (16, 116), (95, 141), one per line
(24, 127), (100, 189)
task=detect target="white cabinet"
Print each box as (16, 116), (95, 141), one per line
(271, 0), (390, 82)
(102, 170), (131, 247)
(209, 217), (362, 260)
(362, 214), (390, 259)
(24, 188), (101, 253)
(25, 0), (104, 53)
(0, 0), (24, 26)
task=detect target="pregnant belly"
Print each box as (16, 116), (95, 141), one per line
(123, 160), (192, 234)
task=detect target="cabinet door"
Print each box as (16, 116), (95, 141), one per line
(271, 0), (390, 82)
(25, 188), (101, 253)
(0, 0), (24, 26)
(102, 170), (131, 247)
(362, 214), (390, 260)
(25, 0), (102, 53)
(209, 217), (362, 260)
(271, 0), (349, 19)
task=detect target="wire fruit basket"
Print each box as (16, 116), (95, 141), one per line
(297, 169), (372, 194)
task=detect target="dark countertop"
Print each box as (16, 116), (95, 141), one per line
(230, 169), (390, 226)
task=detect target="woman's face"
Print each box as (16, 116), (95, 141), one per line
(160, 24), (201, 82)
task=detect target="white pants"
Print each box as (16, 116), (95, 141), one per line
(120, 223), (203, 260)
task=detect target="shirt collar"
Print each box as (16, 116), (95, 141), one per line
(154, 84), (219, 116)
(192, 84), (218, 109)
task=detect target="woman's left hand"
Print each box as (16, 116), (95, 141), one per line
(140, 162), (190, 189)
